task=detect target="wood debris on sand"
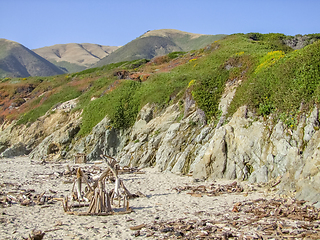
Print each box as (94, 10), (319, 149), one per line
(0, 186), (60, 208)
(133, 198), (320, 239)
(173, 181), (243, 197)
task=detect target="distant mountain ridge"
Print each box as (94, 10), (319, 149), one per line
(95, 29), (227, 66)
(0, 39), (65, 78)
(0, 29), (227, 77)
(33, 43), (119, 73)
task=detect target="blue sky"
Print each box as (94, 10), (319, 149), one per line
(1, 0), (320, 49)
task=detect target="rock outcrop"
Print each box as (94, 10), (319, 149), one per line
(115, 103), (320, 207)
(0, 99), (81, 159)
(1, 94), (320, 207)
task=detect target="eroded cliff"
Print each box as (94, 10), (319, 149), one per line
(1, 93), (320, 207)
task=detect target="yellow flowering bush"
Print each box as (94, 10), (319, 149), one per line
(255, 51), (285, 73)
(235, 51), (244, 56)
(188, 79), (195, 88)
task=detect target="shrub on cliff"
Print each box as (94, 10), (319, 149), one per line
(229, 39), (320, 126)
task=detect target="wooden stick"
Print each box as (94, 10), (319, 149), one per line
(76, 168), (82, 201)
(114, 178), (120, 198)
(106, 191), (112, 213)
(98, 169), (111, 182)
(100, 155), (118, 178)
(82, 174), (93, 192)
(120, 179), (133, 198)
(101, 154), (117, 163)
(62, 199), (66, 212)
(88, 198), (95, 213)
(62, 197), (69, 212)
(71, 178), (76, 193)
(96, 194), (101, 213)
(72, 203), (90, 208)
(53, 198), (64, 201)
(101, 190), (105, 213)
(37, 191), (46, 202)
(110, 189), (115, 206)
(67, 209), (132, 216)
(130, 224), (146, 230)
(93, 190), (99, 213)
(88, 189), (97, 214)
(126, 196), (130, 211)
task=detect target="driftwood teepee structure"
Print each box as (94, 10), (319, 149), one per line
(63, 155), (133, 216)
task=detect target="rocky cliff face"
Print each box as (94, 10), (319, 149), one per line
(0, 99), (81, 159)
(1, 94), (320, 207)
(115, 102), (320, 207)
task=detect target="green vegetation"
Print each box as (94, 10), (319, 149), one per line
(73, 59), (149, 78)
(167, 51), (186, 59)
(17, 86), (81, 124)
(1, 32), (320, 137)
(78, 80), (140, 135)
(245, 32), (293, 52)
(174, 34), (227, 51)
(229, 39), (320, 126)
(50, 60), (86, 73)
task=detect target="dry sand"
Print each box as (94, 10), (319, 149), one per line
(0, 157), (318, 239)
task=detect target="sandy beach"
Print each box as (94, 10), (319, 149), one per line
(0, 157), (319, 239)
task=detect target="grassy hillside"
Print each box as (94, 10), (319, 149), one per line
(95, 36), (182, 66)
(50, 60), (86, 73)
(0, 39), (65, 78)
(1, 33), (320, 137)
(95, 29), (226, 66)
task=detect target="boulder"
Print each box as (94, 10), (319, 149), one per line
(1, 142), (29, 158)
(0, 141), (9, 154)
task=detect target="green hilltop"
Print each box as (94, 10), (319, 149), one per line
(1, 33), (320, 138)
(95, 29), (226, 66)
